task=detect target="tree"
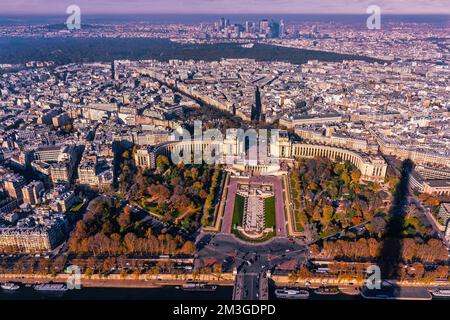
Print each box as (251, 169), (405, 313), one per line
(124, 233), (138, 253)
(212, 263), (223, 280)
(190, 167), (199, 180)
(322, 205), (334, 225)
(102, 257), (116, 273)
(86, 257), (96, 271)
(117, 207), (131, 231)
(179, 241), (195, 255)
(303, 223), (318, 241)
(309, 244), (321, 255)
(350, 169), (361, 183)
(371, 216), (386, 236)
(199, 189), (209, 199)
(340, 171), (351, 185)
(423, 196), (440, 207)
(145, 228), (153, 238)
(434, 265), (449, 279)
(156, 155), (170, 172)
(412, 262), (425, 279)
(402, 238), (417, 262)
(85, 268), (94, 278)
(367, 238), (379, 258)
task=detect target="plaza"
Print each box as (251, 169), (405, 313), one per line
(220, 175), (287, 241)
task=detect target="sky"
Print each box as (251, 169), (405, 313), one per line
(0, 0), (449, 15)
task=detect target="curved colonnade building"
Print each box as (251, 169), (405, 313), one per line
(152, 138), (388, 183)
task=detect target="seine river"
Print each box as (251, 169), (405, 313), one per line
(0, 286), (234, 300)
(0, 285), (367, 300)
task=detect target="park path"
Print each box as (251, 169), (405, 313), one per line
(271, 176), (287, 237)
(221, 178), (238, 234)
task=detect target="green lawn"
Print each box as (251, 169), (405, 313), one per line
(232, 194), (245, 227)
(70, 201), (84, 213)
(264, 196), (276, 229)
(231, 194), (275, 242)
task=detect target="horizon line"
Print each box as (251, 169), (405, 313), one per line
(1, 13), (449, 16)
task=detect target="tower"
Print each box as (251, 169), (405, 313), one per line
(269, 20), (280, 38)
(279, 19), (286, 37)
(112, 61), (119, 81)
(259, 19), (270, 35)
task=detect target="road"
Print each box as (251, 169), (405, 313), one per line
(233, 273), (260, 300)
(196, 234), (308, 274)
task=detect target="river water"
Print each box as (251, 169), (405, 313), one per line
(1, 285), (448, 300)
(0, 286), (234, 300)
(0, 285), (365, 300)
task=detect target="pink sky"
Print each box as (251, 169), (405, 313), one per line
(1, 0), (449, 14)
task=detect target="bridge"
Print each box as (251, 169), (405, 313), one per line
(233, 272), (269, 300)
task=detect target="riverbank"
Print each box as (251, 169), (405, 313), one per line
(0, 285), (234, 300)
(271, 274), (450, 288)
(0, 272), (235, 289)
(1, 272), (449, 291)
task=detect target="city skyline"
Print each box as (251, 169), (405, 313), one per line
(1, 0), (450, 15)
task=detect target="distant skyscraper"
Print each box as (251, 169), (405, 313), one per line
(220, 17), (226, 30)
(112, 61), (119, 81)
(214, 21), (220, 31)
(218, 17), (230, 30)
(270, 20), (280, 38)
(279, 19), (286, 37)
(245, 21), (252, 33)
(259, 19), (270, 35)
